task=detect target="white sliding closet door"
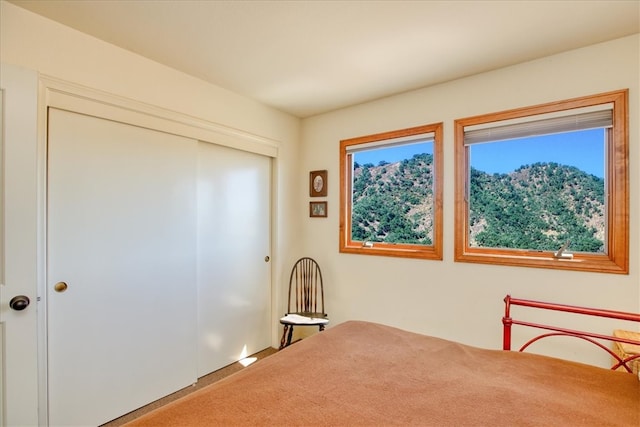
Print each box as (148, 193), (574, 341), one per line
(197, 141), (271, 376)
(47, 108), (198, 426)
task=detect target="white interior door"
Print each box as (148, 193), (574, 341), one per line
(47, 108), (198, 426)
(197, 141), (271, 376)
(0, 63), (40, 427)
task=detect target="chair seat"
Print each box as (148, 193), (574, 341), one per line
(280, 313), (329, 326)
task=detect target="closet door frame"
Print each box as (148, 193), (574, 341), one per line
(35, 76), (280, 425)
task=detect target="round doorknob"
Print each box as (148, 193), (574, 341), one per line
(54, 282), (68, 293)
(9, 295), (30, 311)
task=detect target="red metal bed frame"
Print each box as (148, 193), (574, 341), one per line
(502, 295), (640, 373)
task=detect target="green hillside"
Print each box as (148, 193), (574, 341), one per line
(352, 156), (605, 252)
(352, 154), (434, 244)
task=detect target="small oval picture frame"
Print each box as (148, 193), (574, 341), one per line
(309, 170), (327, 197)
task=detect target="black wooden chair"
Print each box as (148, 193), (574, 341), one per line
(279, 257), (328, 349)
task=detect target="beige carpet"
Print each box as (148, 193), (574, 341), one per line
(101, 347), (278, 427)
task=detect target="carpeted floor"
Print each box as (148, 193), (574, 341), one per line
(101, 347), (278, 426)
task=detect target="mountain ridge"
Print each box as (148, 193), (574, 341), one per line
(352, 155), (604, 252)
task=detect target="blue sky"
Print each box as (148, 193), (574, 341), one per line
(354, 142), (432, 165)
(470, 128), (605, 178)
(354, 128), (605, 178)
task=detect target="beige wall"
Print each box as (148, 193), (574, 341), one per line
(301, 34), (639, 366)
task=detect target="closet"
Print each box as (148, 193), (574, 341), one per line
(47, 107), (271, 426)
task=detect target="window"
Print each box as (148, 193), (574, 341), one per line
(340, 123), (443, 259)
(454, 90), (628, 273)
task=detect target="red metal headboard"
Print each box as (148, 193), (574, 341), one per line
(502, 295), (640, 373)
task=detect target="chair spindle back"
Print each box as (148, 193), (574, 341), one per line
(288, 257), (324, 315)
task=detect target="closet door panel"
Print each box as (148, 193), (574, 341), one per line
(197, 141), (271, 376)
(47, 108), (198, 426)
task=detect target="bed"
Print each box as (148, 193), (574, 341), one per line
(125, 296), (639, 426)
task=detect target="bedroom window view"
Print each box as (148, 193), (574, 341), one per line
(455, 90), (629, 274)
(340, 123), (443, 260)
(468, 128), (606, 254)
(352, 142), (434, 244)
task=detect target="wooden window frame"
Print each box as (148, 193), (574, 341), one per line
(454, 90), (629, 274)
(339, 123), (443, 260)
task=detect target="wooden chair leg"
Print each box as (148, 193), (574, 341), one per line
(286, 325), (294, 347)
(279, 324), (289, 350)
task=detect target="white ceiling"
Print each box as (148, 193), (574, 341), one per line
(9, 0), (640, 118)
